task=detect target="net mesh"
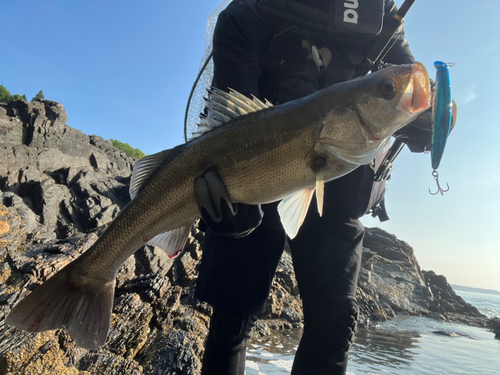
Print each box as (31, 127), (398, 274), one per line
(184, 0), (233, 142)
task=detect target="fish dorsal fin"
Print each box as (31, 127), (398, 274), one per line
(193, 87), (273, 138)
(147, 223), (192, 258)
(277, 187), (315, 239)
(129, 146), (182, 200)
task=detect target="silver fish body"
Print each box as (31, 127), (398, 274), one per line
(6, 63), (430, 349)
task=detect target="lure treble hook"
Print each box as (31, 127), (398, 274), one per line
(429, 170), (449, 196)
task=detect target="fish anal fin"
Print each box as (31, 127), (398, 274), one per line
(6, 265), (115, 350)
(278, 188), (315, 239)
(316, 171), (325, 217)
(130, 146), (183, 200)
(147, 224), (192, 258)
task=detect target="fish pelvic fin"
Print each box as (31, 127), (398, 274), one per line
(278, 187), (315, 239)
(6, 265), (115, 350)
(147, 223), (192, 258)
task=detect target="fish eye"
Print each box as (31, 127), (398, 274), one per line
(379, 79), (397, 99)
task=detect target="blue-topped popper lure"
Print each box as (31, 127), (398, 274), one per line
(429, 61), (453, 195)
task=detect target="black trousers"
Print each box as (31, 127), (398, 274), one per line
(195, 191), (364, 312)
(195, 185), (365, 374)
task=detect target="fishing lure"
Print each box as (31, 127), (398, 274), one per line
(429, 61), (453, 195)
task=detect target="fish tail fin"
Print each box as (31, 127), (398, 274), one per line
(6, 264), (115, 350)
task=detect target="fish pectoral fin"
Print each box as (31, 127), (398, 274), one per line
(129, 145), (183, 200)
(316, 171), (325, 217)
(278, 187), (315, 239)
(147, 223), (192, 258)
(5, 265), (115, 350)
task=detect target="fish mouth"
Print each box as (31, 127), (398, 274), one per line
(397, 62), (431, 114)
(411, 62), (431, 112)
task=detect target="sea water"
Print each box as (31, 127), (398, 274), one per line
(246, 291), (500, 375)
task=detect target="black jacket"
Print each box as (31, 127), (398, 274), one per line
(211, 0), (416, 221)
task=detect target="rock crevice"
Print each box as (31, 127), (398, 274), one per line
(0, 100), (496, 374)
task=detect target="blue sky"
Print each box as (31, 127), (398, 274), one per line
(1, 1), (499, 291)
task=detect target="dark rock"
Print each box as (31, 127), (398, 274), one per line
(0, 229), (207, 374)
(356, 228), (490, 329)
(370, 309), (389, 322)
(487, 317), (500, 339)
(1, 99), (496, 374)
(77, 354), (143, 375)
(262, 253), (303, 324)
(358, 229), (430, 319)
(426, 314), (447, 321)
(139, 329), (204, 375)
(432, 330), (460, 338)
(422, 270), (486, 326)
(0, 100), (134, 243)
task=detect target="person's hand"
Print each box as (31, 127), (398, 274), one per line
(194, 170), (263, 238)
(395, 98), (457, 153)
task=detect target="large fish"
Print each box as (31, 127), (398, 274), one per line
(6, 62), (430, 349)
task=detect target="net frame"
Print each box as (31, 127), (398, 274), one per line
(184, 0), (233, 142)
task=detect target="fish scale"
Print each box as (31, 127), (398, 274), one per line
(6, 62), (431, 349)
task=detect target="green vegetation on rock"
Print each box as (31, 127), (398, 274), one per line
(31, 90), (45, 102)
(1, 84), (43, 104)
(0, 85), (27, 104)
(110, 139), (146, 159)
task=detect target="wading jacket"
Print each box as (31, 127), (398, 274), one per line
(211, 0), (416, 222)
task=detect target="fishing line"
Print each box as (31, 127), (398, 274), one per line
(446, 52), (500, 67)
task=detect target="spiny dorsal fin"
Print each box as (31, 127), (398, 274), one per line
(192, 87), (273, 138)
(129, 146), (182, 200)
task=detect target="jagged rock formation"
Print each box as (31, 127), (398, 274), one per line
(258, 227), (489, 330)
(357, 229), (486, 326)
(0, 100), (134, 241)
(0, 224), (208, 374)
(0, 100), (495, 374)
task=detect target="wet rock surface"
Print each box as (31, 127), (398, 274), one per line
(0, 100), (496, 374)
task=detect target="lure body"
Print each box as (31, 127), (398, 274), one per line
(431, 61), (453, 170)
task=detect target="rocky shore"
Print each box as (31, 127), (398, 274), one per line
(0, 100), (498, 374)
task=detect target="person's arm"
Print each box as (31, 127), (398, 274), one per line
(195, 6), (265, 237)
(212, 6), (264, 98)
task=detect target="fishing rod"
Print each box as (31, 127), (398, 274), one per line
(369, 0), (420, 184)
(354, 0), (416, 78)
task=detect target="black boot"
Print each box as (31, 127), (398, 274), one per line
(291, 298), (359, 375)
(201, 307), (257, 375)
